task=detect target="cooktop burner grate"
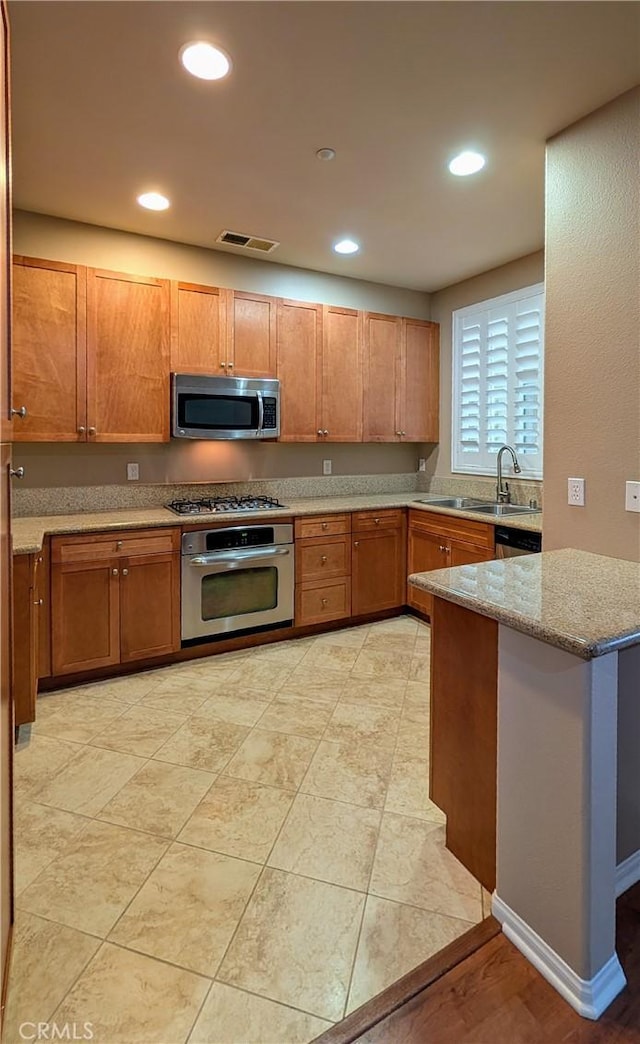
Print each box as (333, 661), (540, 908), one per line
(166, 495), (287, 516)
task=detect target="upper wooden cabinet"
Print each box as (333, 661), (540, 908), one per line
(362, 312), (402, 442)
(170, 281), (227, 375)
(87, 268), (170, 442)
(363, 312), (440, 443)
(12, 256), (87, 441)
(401, 318), (439, 442)
(228, 290), (277, 379)
(277, 298), (321, 441)
(320, 305), (363, 442)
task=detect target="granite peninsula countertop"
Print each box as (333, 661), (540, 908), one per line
(409, 548), (640, 659)
(11, 493), (542, 555)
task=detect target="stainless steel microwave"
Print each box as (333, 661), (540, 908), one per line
(171, 374), (280, 440)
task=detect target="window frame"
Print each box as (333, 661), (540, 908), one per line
(451, 282), (545, 479)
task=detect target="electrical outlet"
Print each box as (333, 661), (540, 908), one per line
(418, 458), (427, 472)
(625, 481), (640, 513)
(568, 477), (585, 506)
(127, 462), (139, 481)
(322, 459), (332, 476)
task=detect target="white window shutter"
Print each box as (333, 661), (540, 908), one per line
(452, 285), (544, 479)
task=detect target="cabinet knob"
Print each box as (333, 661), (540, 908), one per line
(323, 430), (329, 436)
(122, 568), (129, 576)
(354, 540), (359, 547)
(317, 430), (324, 437)
(116, 540), (123, 550)
(374, 517), (380, 525)
(321, 597), (328, 606)
(396, 430), (402, 437)
(10, 467), (24, 479)
(401, 431), (406, 436)
(10, 406), (27, 418)
(112, 568), (119, 576)
(227, 362), (234, 369)
(88, 427), (97, 436)
(33, 598), (43, 606)
(320, 555), (327, 563)
(321, 522), (328, 529)
(439, 544), (446, 552)
(37, 556), (43, 564)
(220, 362), (226, 369)
(78, 426), (86, 435)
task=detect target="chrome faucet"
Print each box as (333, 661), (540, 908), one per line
(496, 445), (521, 504)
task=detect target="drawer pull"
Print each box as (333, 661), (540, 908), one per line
(321, 597), (328, 607)
(321, 522), (328, 530)
(320, 555), (327, 563)
(374, 517), (380, 525)
(116, 540), (123, 550)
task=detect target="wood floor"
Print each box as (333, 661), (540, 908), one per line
(317, 883), (640, 1043)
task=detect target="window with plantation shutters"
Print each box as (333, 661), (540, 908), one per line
(452, 284), (544, 478)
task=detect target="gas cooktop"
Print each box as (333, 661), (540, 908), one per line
(166, 495), (287, 516)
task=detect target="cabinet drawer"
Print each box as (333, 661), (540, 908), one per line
(296, 536), (350, 582)
(294, 514), (350, 539)
(295, 577), (351, 626)
(352, 508), (404, 532)
(408, 509), (494, 550)
(52, 527), (181, 563)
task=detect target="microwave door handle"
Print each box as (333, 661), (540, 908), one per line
(257, 391), (264, 434)
(189, 547), (290, 567)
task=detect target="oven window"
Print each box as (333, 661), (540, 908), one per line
(179, 394), (258, 431)
(201, 567), (278, 621)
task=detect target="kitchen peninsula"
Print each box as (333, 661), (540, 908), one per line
(409, 549), (640, 1020)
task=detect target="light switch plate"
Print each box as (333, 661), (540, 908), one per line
(625, 481), (640, 513)
(568, 477), (585, 506)
(127, 462), (139, 481)
(322, 459), (332, 476)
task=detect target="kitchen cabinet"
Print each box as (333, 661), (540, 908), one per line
(430, 595), (498, 891)
(319, 305), (362, 442)
(363, 313), (440, 443)
(294, 514), (352, 625)
(12, 256), (87, 441)
(12, 551), (42, 725)
(351, 509), (406, 616)
(170, 281), (227, 375)
(228, 290), (277, 378)
(362, 312), (402, 441)
(51, 527), (180, 676)
(407, 509), (495, 617)
(87, 268), (170, 442)
(276, 298), (322, 441)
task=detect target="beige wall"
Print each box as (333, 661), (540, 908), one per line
(544, 87), (640, 561)
(13, 210), (430, 487)
(427, 251), (545, 481)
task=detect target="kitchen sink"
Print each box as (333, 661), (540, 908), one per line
(469, 503), (541, 516)
(413, 497), (488, 510)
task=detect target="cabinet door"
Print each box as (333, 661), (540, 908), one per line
(277, 299), (321, 441)
(87, 269), (170, 442)
(12, 553), (38, 726)
(170, 282), (227, 375)
(401, 318), (439, 442)
(228, 291), (276, 378)
(321, 305), (362, 441)
(12, 257), (87, 441)
(119, 552), (180, 662)
(352, 527), (405, 616)
(407, 527), (447, 616)
(362, 312), (402, 441)
(52, 560), (120, 675)
(448, 540), (495, 567)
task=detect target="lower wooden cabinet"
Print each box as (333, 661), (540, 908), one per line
(351, 510), (406, 616)
(294, 515), (352, 625)
(407, 509), (495, 618)
(295, 576), (352, 626)
(51, 529), (180, 676)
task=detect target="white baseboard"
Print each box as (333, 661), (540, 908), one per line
(492, 894), (626, 1020)
(616, 850), (640, 898)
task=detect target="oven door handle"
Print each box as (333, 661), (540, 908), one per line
(189, 547), (291, 566)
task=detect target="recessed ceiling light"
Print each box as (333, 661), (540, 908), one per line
(333, 239), (359, 255)
(448, 150), (486, 177)
(137, 191), (170, 211)
(180, 41), (231, 81)
(316, 148), (336, 161)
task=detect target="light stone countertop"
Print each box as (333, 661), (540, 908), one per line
(11, 493), (542, 555)
(409, 548), (640, 659)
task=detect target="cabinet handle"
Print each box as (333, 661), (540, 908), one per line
(354, 540), (359, 547)
(122, 568), (128, 576)
(320, 555), (327, 563)
(88, 427), (97, 436)
(11, 406), (27, 418)
(112, 568), (119, 576)
(116, 540), (123, 550)
(78, 426), (86, 435)
(10, 467), (24, 479)
(33, 598), (43, 606)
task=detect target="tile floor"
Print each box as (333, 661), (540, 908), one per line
(4, 614), (484, 1044)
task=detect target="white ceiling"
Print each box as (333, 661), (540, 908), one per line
(8, 1), (640, 291)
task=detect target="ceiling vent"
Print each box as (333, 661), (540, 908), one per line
(216, 229), (280, 253)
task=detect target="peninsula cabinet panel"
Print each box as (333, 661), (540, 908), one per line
(52, 560), (120, 675)
(12, 553), (39, 726)
(276, 299), (321, 441)
(119, 552), (180, 662)
(320, 306), (362, 442)
(12, 257), (87, 441)
(86, 269), (170, 442)
(362, 312), (402, 442)
(170, 281), (226, 375)
(228, 290), (277, 378)
(401, 318), (439, 442)
(352, 526), (405, 616)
